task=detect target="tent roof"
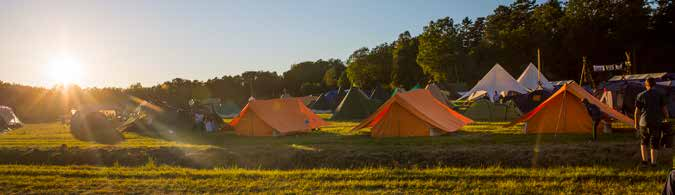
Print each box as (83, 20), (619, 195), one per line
(609, 72), (672, 81)
(517, 63), (554, 91)
(370, 85), (390, 100)
(353, 90), (473, 133)
(230, 98), (328, 133)
(507, 82), (634, 127)
(460, 64), (529, 102)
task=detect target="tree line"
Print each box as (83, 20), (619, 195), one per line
(1, 0), (673, 122)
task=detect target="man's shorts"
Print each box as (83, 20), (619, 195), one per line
(640, 125), (661, 149)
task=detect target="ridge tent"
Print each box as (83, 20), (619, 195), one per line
(0, 106), (22, 132)
(370, 85), (390, 101)
(353, 89), (473, 137)
(460, 64), (529, 102)
(425, 83), (450, 106)
(230, 98), (328, 136)
(517, 63), (554, 91)
(70, 109), (125, 144)
(506, 82), (634, 134)
(331, 87), (380, 120)
(463, 99), (522, 121)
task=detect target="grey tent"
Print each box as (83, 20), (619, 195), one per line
(0, 106), (22, 132)
(70, 110), (125, 145)
(331, 87), (380, 120)
(426, 83), (450, 106)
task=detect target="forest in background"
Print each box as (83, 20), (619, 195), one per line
(1, 0), (673, 122)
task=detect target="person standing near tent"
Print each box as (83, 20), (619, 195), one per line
(582, 99), (605, 141)
(193, 111), (205, 131)
(635, 78), (669, 167)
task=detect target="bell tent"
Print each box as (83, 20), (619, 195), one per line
(309, 93), (333, 113)
(353, 90), (473, 137)
(516, 63), (554, 91)
(370, 85), (390, 101)
(506, 82), (634, 134)
(0, 106), (22, 131)
(460, 64), (529, 102)
(230, 98), (328, 136)
(331, 87), (380, 120)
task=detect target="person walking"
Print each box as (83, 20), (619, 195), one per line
(635, 78), (669, 167)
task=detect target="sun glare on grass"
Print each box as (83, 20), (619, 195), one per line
(47, 55), (84, 86)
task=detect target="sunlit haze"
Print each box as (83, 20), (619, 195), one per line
(0, 0), (512, 88)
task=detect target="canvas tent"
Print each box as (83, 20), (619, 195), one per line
(0, 106), (22, 131)
(506, 82), (634, 134)
(598, 81), (645, 115)
(70, 109), (125, 144)
(370, 85), (390, 101)
(511, 89), (553, 114)
(463, 99), (522, 121)
(460, 64), (529, 102)
(353, 89), (473, 137)
(331, 87), (380, 120)
(426, 83), (450, 106)
(517, 63), (554, 91)
(230, 98), (328, 136)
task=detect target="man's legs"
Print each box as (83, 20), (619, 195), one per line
(650, 148), (658, 165)
(641, 144), (649, 162)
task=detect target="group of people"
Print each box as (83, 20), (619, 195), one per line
(192, 110), (221, 133)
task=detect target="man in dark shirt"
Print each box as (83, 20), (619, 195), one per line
(635, 78), (670, 167)
(583, 98), (604, 141)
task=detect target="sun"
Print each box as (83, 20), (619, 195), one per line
(47, 55), (84, 86)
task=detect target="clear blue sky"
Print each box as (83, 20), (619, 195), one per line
(0, 0), (513, 88)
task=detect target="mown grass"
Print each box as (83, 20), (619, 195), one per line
(0, 114), (642, 149)
(0, 164), (668, 194)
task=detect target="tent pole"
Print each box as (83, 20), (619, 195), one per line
(554, 90), (567, 137)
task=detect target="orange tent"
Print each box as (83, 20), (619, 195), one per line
(230, 98), (329, 136)
(506, 82), (635, 134)
(353, 89), (473, 137)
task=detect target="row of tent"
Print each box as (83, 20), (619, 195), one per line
(228, 81), (636, 137)
(65, 61), (669, 142)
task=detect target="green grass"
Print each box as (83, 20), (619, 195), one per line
(0, 165), (668, 194)
(0, 115), (672, 193)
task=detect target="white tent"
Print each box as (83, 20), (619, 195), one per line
(517, 63), (554, 91)
(459, 64), (529, 102)
(0, 106), (22, 129)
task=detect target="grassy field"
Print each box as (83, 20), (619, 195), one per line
(0, 114), (672, 193)
(0, 165), (668, 194)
